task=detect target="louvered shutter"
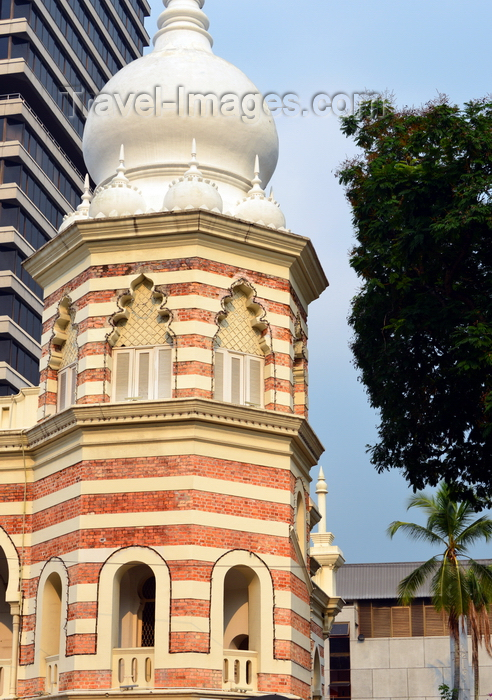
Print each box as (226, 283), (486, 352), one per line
(70, 365), (77, 406)
(157, 347), (172, 399)
(214, 351), (224, 401)
(358, 602), (373, 638)
(391, 606), (411, 637)
(114, 351), (131, 402)
(248, 357), (262, 406)
(373, 606), (391, 638)
(231, 355), (242, 404)
(137, 351), (150, 400)
(424, 606), (447, 636)
(58, 369), (67, 411)
(411, 602), (424, 637)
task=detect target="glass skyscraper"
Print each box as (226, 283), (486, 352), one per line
(0, 0), (149, 395)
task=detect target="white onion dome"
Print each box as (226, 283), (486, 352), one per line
(82, 0), (279, 213)
(164, 140), (223, 212)
(58, 175), (92, 232)
(234, 156), (287, 230)
(89, 147), (147, 218)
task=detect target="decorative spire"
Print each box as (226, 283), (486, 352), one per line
(113, 144), (128, 185)
(316, 467), (328, 534)
(77, 174), (92, 214)
(153, 0), (213, 52)
(248, 155), (266, 198)
(184, 138), (203, 177)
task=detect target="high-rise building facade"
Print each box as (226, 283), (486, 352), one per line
(0, 0), (150, 396)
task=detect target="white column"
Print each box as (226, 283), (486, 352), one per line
(316, 466), (328, 534)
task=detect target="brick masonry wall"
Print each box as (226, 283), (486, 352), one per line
(38, 253), (310, 416)
(8, 236), (319, 693)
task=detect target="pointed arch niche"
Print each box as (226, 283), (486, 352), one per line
(213, 281), (271, 409)
(49, 297), (79, 412)
(210, 550), (275, 692)
(109, 275), (174, 403)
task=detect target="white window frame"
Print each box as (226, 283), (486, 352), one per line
(214, 349), (264, 408)
(57, 363), (77, 412)
(112, 346), (173, 402)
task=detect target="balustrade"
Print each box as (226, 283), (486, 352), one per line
(223, 650), (258, 691)
(112, 648), (154, 689)
(45, 654), (59, 694)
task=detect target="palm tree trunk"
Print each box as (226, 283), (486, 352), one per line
(453, 628), (461, 699)
(472, 632), (479, 700)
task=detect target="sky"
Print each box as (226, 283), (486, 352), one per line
(144, 0), (492, 564)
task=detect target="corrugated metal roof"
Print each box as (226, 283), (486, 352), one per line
(337, 561), (492, 600)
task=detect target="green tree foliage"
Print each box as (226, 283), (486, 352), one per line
(388, 482), (492, 696)
(339, 98), (492, 506)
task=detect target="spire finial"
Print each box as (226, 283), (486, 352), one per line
(154, 0), (213, 52)
(183, 138), (203, 177)
(248, 155), (265, 198)
(113, 145), (129, 184)
(316, 466), (328, 534)
(77, 174), (92, 213)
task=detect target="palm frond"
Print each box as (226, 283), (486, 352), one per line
(457, 517), (492, 548)
(396, 557), (439, 605)
(387, 521), (445, 545)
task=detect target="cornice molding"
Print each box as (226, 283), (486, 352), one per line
(24, 210), (328, 305)
(0, 398), (324, 462)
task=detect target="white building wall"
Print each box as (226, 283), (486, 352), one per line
(333, 604), (492, 700)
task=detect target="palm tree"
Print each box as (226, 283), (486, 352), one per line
(466, 567), (492, 700)
(388, 482), (492, 699)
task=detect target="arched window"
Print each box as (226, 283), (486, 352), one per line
(117, 565), (155, 649)
(211, 551), (274, 693)
(296, 488), (307, 559)
(222, 565), (261, 691)
(111, 277), (173, 402)
(0, 548), (12, 695)
(214, 283), (268, 408)
(98, 548), (171, 690)
(40, 573), (62, 693)
(223, 567), (261, 651)
(313, 647), (322, 700)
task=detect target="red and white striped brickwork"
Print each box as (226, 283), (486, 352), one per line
(0, 211), (328, 699)
(38, 262), (309, 418)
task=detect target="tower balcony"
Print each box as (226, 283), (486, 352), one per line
(0, 659), (10, 698)
(45, 654), (58, 694)
(112, 648), (154, 690)
(223, 650), (258, 692)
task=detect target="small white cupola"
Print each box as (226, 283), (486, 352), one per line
(58, 175), (92, 232)
(89, 146), (147, 218)
(163, 140), (223, 212)
(234, 156), (287, 230)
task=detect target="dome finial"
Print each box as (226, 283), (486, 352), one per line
(114, 145), (129, 184)
(78, 174), (92, 213)
(154, 0), (213, 52)
(184, 138), (202, 177)
(249, 155), (265, 197)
